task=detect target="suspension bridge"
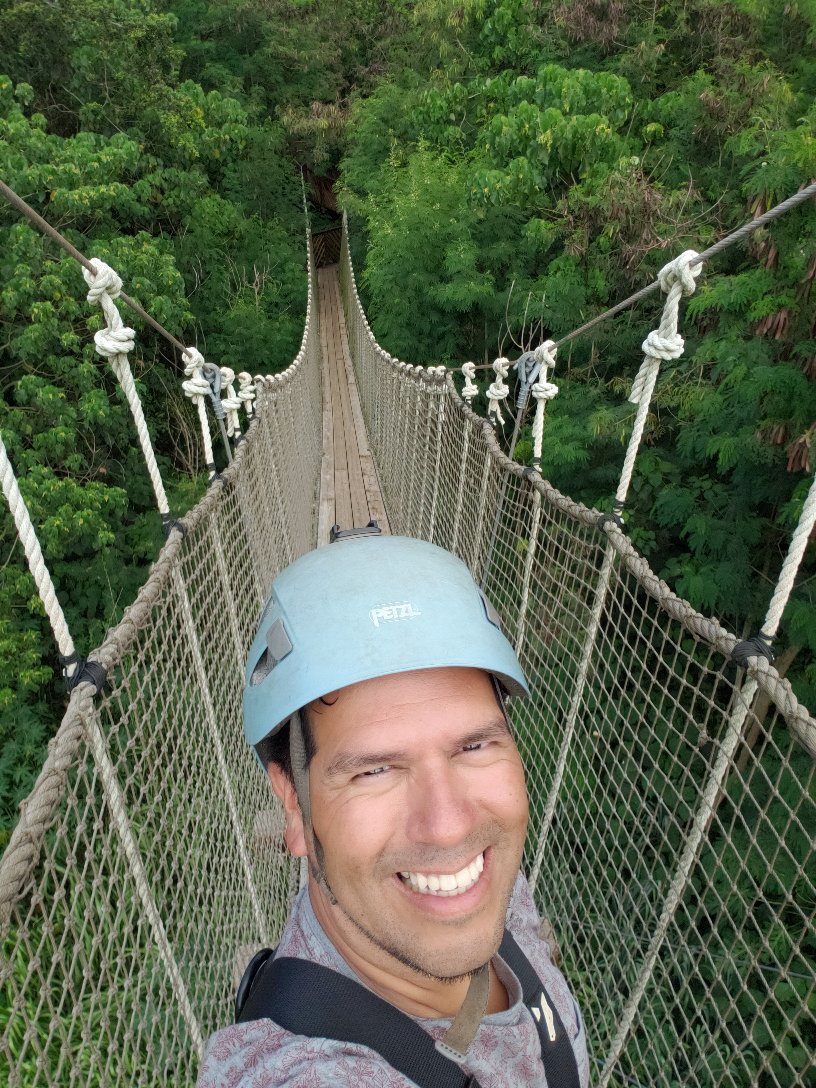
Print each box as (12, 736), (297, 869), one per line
(0, 184), (814, 1088)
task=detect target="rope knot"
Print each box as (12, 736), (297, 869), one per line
(461, 362), (479, 404)
(486, 357), (510, 427)
(182, 346), (206, 376)
(657, 250), (702, 297)
(237, 371), (256, 419)
(641, 328), (685, 361)
(532, 380), (559, 401)
(181, 346), (211, 401)
(219, 366), (242, 437)
(534, 339), (557, 369)
(83, 258), (123, 304)
(531, 339), (558, 402)
(93, 325), (135, 359)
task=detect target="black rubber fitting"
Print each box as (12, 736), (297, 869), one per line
(731, 632), (775, 667)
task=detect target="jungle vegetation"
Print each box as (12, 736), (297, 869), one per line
(0, 0), (815, 848)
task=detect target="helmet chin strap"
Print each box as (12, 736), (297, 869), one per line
(435, 961), (490, 1062)
(289, 710), (337, 904)
(289, 709), (490, 1059)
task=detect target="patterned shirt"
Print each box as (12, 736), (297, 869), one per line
(198, 873), (589, 1087)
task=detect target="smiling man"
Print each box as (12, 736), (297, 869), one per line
(198, 533), (588, 1087)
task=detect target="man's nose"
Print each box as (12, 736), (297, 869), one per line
(406, 763), (478, 847)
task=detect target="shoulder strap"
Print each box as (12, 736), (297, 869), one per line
(499, 930), (582, 1088)
(237, 954), (480, 1088)
(235, 932), (580, 1088)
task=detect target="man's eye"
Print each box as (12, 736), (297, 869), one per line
(462, 742), (485, 752)
(360, 765), (390, 778)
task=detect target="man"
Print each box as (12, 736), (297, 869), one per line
(198, 532), (588, 1087)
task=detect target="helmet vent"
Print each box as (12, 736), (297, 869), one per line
(249, 619), (292, 687)
(479, 589), (503, 630)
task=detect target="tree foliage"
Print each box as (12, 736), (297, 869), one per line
(340, 0), (816, 703)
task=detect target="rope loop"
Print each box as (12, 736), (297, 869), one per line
(83, 258), (123, 304)
(237, 372), (256, 419)
(219, 367), (242, 438)
(534, 339), (558, 370)
(487, 357), (510, 426)
(527, 341), (558, 466)
(181, 347), (210, 401)
(83, 259), (136, 359)
(461, 362), (479, 404)
(657, 249), (702, 297)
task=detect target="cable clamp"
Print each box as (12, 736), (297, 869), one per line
(597, 512), (625, 533)
(731, 631), (775, 668)
(161, 513), (187, 537)
(60, 655), (108, 694)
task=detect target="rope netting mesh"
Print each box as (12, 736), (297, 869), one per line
(0, 217), (814, 1088)
(337, 223), (816, 1088)
(0, 238), (321, 1085)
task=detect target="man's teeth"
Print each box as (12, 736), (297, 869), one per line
(399, 853), (484, 896)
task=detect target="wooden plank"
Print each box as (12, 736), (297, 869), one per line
(334, 275), (391, 533)
(315, 263), (391, 539)
(336, 287), (371, 458)
(360, 452), (391, 534)
(317, 340), (335, 546)
(326, 271), (369, 529)
(326, 283), (353, 533)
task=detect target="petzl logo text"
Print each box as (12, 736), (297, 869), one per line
(369, 603), (422, 628)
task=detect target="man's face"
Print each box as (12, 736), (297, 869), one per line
(281, 666), (528, 982)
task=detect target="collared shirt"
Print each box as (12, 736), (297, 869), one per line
(198, 873), (589, 1087)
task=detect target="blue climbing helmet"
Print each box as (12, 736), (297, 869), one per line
(243, 532), (529, 748)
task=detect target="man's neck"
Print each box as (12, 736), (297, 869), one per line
(308, 881), (509, 1020)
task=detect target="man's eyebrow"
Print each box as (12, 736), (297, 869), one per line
(457, 719), (512, 748)
(323, 718), (511, 780)
(323, 749), (405, 779)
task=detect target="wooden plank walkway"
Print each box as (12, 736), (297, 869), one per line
(317, 265), (390, 545)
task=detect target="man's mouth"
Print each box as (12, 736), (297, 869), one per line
(398, 852), (485, 896)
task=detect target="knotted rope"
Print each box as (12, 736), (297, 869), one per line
(237, 372), (257, 420)
(530, 340), (559, 470)
(181, 347), (217, 478)
(83, 259), (170, 517)
(486, 357), (510, 426)
(462, 362), (479, 404)
(219, 367), (243, 438)
(615, 250), (702, 512)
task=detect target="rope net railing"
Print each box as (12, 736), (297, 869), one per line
(337, 221), (816, 1088)
(1, 202), (814, 1088)
(0, 234), (322, 1085)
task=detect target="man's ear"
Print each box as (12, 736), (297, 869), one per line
(266, 763), (307, 858)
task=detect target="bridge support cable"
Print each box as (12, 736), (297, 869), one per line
(0, 209), (324, 1084)
(0, 179), (234, 474)
(338, 210), (816, 1088)
(529, 249), (702, 891)
(597, 465), (816, 1086)
(459, 177), (816, 378)
(83, 258), (174, 520)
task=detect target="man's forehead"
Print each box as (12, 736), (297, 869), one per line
(309, 667), (500, 719)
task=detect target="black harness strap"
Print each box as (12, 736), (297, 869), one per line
(499, 931), (581, 1088)
(236, 930), (580, 1088)
(238, 954), (478, 1087)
